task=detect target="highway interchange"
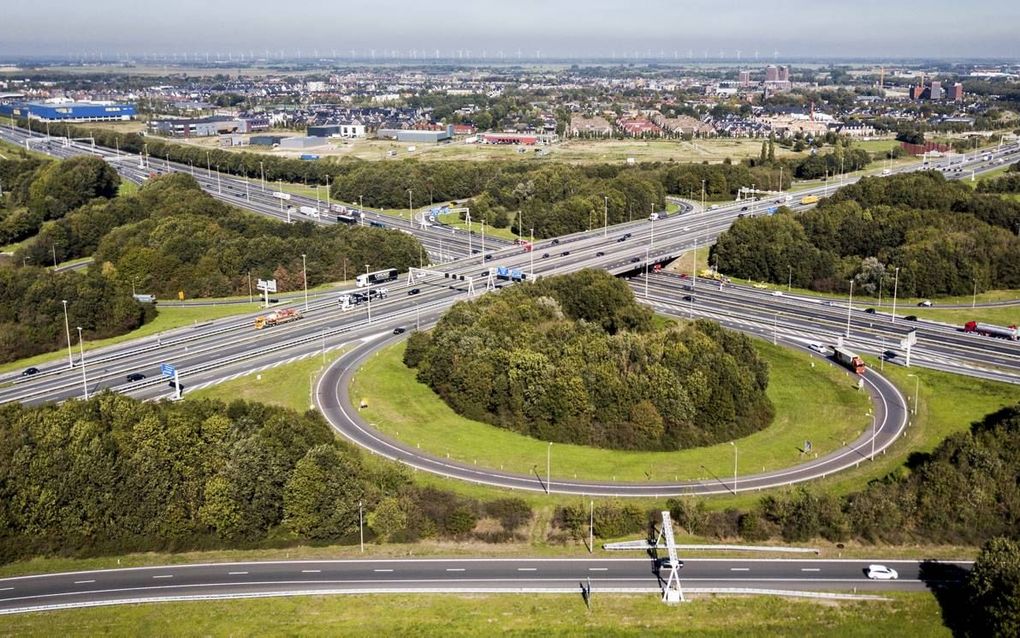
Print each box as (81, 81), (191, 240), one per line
(1, 122), (1017, 611)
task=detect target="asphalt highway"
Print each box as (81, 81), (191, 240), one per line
(0, 557), (972, 614)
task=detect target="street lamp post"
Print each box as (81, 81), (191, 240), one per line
(730, 442), (737, 493)
(546, 442), (552, 494)
(908, 373), (919, 416)
(603, 195), (608, 237)
(259, 161), (265, 192)
(891, 267), (900, 323)
(365, 264), (372, 324)
(787, 265), (792, 292)
(76, 326), (88, 399)
(846, 279), (854, 338)
(61, 300), (73, 369)
(301, 254), (308, 311)
(407, 189), (412, 219)
(529, 228), (535, 279)
(701, 179), (706, 212)
(871, 413), (877, 460)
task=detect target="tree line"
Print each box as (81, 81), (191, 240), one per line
(403, 270), (773, 451)
(711, 172), (1020, 297)
(0, 155), (120, 247)
(976, 161), (1020, 195)
(0, 266), (150, 364)
(12, 170), (423, 299)
(0, 394), (535, 563)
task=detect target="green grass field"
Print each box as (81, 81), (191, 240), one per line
(435, 211), (523, 241)
(190, 346), (348, 413)
(0, 591), (950, 637)
(350, 339), (870, 485)
(0, 303), (261, 375)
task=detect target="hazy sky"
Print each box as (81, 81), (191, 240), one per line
(3, 0), (1018, 59)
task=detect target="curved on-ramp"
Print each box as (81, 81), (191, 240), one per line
(315, 334), (909, 497)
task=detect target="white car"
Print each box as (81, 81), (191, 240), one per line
(772, 291), (783, 297)
(866, 564), (899, 580)
(808, 343), (828, 354)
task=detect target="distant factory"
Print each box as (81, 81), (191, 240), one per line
(0, 100), (135, 122)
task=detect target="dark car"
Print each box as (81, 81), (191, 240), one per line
(741, 206), (749, 211)
(656, 558), (684, 570)
(484, 254), (493, 260)
(392, 327), (406, 335)
(408, 288), (420, 295)
(267, 298), (280, 304)
(682, 295), (695, 302)
(617, 236), (627, 243)
(126, 373), (146, 382)
(595, 251), (605, 257)
(542, 253), (550, 259)
(624, 233), (632, 239)
(630, 257), (641, 263)
(561, 251), (570, 256)
(737, 213), (746, 218)
(864, 308), (876, 314)
(904, 315), (918, 321)
(22, 367), (40, 377)
(551, 238), (561, 245)
(883, 350), (897, 360)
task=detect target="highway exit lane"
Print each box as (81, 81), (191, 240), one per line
(0, 558), (971, 614)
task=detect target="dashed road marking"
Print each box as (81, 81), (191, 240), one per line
(152, 575), (173, 579)
(73, 580), (96, 584)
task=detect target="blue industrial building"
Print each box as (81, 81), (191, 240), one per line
(0, 101), (136, 122)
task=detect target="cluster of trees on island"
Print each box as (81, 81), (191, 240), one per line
(403, 270), (773, 451)
(711, 171), (1020, 297)
(0, 395), (535, 563)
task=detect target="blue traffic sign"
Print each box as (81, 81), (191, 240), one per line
(160, 363), (176, 377)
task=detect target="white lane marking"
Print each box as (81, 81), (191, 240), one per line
(373, 569), (394, 573)
(517, 568), (537, 572)
(301, 570), (321, 574)
(228, 572), (248, 575)
(730, 568), (750, 572)
(0, 587), (14, 591)
(801, 568), (821, 572)
(588, 568), (608, 572)
(73, 580), (95, 584)
(445, 568), (466, 572)
(152, 575), (173, 579)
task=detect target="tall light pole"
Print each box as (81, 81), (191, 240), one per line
(870, 412), (877, 461)
(846, 279), (854, 338)
(701, 179), (706, 212)
(259, 160), (265, 192)
(529, 228), (535, 279)
(301, 253), (308, 311)
(907, 373), (919, 416)
(77, 326), (88, 399)
(603, 195), (608, 237)
(787, 265), (792, 292)
(365, 264), (372, 324)
(546, 442), (552, 494)
(891, 267), (900, 323)
(407, 188), (412, 219)
(325, 174), (331, 213)
(359, 500), (364, 552)
(730, 442), (737, 493)
(62, 300), (73, 369)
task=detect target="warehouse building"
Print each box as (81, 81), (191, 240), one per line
(148, 115), (249, 137)
(307, 121), (366, 138)
(376, 125), (453, 143)
(0, 101), (135, 122)
(279, 136), (327, 150)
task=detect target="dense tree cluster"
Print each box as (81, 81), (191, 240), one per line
(964, 538), (1020, 638)
(0, 266), (149, 364)
(404, 270), (773, 450)
(976, 162), (1020, 194)
(84, 174), (422, 298)
(711, 172), (1020, 297)
(0, 155), (119, 246)
(0, 395), (534, 563)
(12, 172), (422, 299)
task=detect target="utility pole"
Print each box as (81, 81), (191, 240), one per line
(546, 442), (552, 494)
(603, 195), (608, 237)
(730, 442), (737, 493)
(891, 267), (900, 323)
(529, 228), (535, 279)
(359, 500), (364, 552)
(365, 264), (372, 324)
(589, 500), (594, 553)
(301, 254), (308, 311)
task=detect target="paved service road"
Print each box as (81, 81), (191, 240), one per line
(0, 558), (972, 614)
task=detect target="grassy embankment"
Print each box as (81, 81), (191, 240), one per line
(0, 592), (951, 637)
(350, 339), (870, 485)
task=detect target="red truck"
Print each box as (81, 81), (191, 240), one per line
(254, 308), (303, 329)
(832, 346), (866, 375)
(964, 321), (1019, 341)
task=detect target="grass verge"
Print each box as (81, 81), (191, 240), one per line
(0, 591), (949, 637)
(190, 346), (349, 413)
(0, 303), (262, 375)
(350, 339), (870, 485)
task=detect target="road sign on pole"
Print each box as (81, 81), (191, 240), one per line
(160, 363), (176, 378)
(255, 278), (277, 293)
(900, 329), (917, 367)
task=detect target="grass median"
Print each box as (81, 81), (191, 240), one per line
(1, 591), (949, 636)
(350, 339), (870, 485)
